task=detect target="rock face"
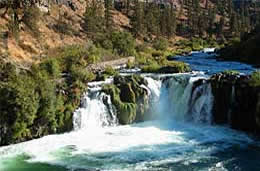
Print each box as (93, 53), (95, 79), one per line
(102, 75), (149, 124)
(37, 0), (78, 13)
(210, 73), (260, 133)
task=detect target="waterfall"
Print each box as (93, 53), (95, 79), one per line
(144, 74), (214, 124)
(73, 73), (215, 131)
(73, 91), (118, 131)
(190, 83), (214, 124)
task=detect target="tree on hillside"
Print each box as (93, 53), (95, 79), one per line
(104, 0), (114, 30)
(144, 2), (159, 36)
(131, 0), (145, 37)
(165, 4), (176, 38)
(230, 12), (240, 36)
(187, 0), (194, 37)
(207, 6), (217, 37)
(126, 0), (130, 16)
(217, 16), (225, 38)
(83, 0), (104, 33)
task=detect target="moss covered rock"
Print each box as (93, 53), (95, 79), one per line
(210, 72), (260, 133)
(103, 75), (149, 125)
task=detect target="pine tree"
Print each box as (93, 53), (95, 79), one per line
(217, 16), (225, 37)
(187, 0), (193, 37)
(126, 0), (130, 16)
(160, 6), (168, 36)
(144, 3), (159, 35)
(198, 11), (207, 37)
(192, 0), (201, 35)
(105, 0), (113, 30)
(227, 0), (233, 18)
(131, 0), (144, 37)
(166, 4), (177, 38)
(207, 6), (217, 37)
(83, 0), (104, 33)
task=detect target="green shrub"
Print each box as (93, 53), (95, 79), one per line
(250, 71), (260, 87)
(153, 38), (169, 51)
(87, 45), (101, 64)
(53, 20), (74, 36)
(136, 43), (149, 52)
(22, 6), (41, 37)
(70, 65), (95, 83)
(110, 31), (136, 56)
(191, 38), (204, 51)
(141, 63), (160, 73)
(223, 70), (240, 75)
(126, 60), (135, 69)
(0, 73), (39, 143)
(39, 58), (61, 78)
(7, 18), (20, 40)
(104, 66), (119, 76)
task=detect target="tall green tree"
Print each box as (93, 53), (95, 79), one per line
(144, 2), (159, 35)
(217, 16), (225, 37)
(105, 0), (114, 30)
(166, 4), (177, 38)
(83, 0), (104, 33)
(131, 0), (145, 37)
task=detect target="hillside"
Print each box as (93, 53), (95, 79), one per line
(1, 0), (258, 65)
(0, 1), (87, 63)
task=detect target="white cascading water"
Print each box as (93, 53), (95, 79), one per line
(73, 77), (118, 131)
(74, 74), (215, 130)
(147, 74), (214, 124)
(190, 83), (214, 124)
(73, 92), (118, 130)
(0, 73), (254, 171)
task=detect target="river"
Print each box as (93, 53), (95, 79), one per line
(0, 50), (259, 171)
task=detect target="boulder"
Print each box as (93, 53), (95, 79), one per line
(210, 72), (260, 133)
(103, 75), (149, 124)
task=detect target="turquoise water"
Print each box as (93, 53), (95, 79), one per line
(0, 120), (258, 171)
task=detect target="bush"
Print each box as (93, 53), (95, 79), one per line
(87, 45), (101, 64)
(22, 6), (41, 37)
(141, 63), (160, 73)
(104, 66), (119, 76)
(153, 38), (168, 51)
(53, 20), (74, 36)
(39, 58), (61, 78)
(191, 38), (204, 51)
(7, 18), (20, 40)
(70, 65), (95, 83)
(250, 71), (260, 87)
(126, 60), (135, 69)
(223, 70), (240, 75)
(110, 31), (136, 56)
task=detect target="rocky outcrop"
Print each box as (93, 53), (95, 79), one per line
(37, 0), (78, 13)
(102, 75), (149, 124)
(88, 57), (135, 73)
(210, 72), (260, 133)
